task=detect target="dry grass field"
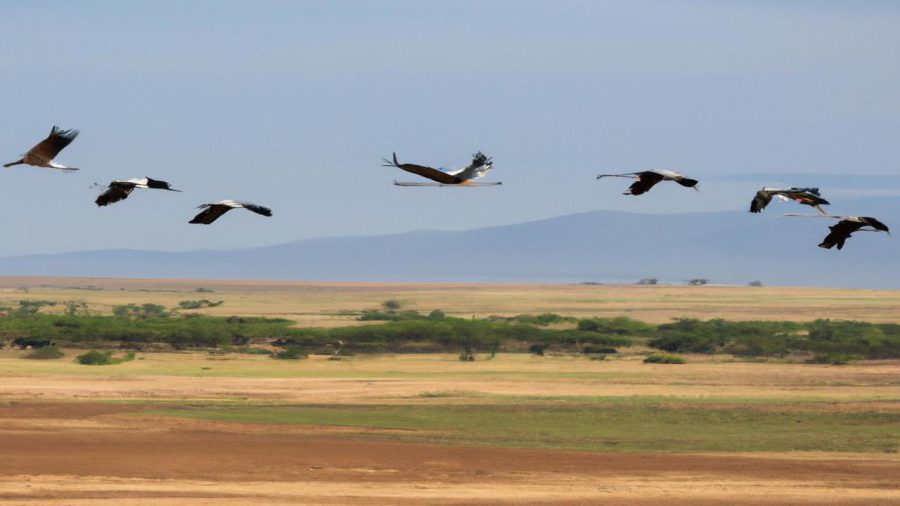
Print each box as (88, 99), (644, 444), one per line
(0, 276), (898, 505)
(1, 275), (900, 325)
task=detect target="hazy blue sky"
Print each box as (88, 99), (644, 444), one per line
(2, 0), (898, 256)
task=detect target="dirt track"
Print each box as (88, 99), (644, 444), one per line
(1, 402), (898, 505)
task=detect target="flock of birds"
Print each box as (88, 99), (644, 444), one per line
(3, 126), (891, 249)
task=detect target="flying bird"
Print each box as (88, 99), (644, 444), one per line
(4, 126), (80, 171)
(596, 170), (698, 195)
(786, 214), (890, 250)
(750, 187), (829, 215)
(382, 151), (501, 186)
(94, 177), (181, 207)
(189, 200), (272, 225)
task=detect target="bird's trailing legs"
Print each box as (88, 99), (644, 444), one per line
(3, 159), (24, 168)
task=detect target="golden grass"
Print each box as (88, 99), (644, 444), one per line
(1, 275), (899, 326)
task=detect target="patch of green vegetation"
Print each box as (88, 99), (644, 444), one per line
(648, 318), (900, 359)
(76, 350), (136, 365)
(382, 300), (402, 310)
(177, 299), (224, 310)
(24, 345), (64, 360)
(149, 402), (900, 453)
(644, 353), (685, 364)
(112, 303), (169, 318)
(506, 313), (578, 326)
(1, 305), (896, 360)
(0, 313), (295, 349)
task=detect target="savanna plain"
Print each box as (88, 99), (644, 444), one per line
(0, 276), (898, 505)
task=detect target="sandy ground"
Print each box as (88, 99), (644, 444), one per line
(2, 276), (900, 325)
(1, 353), (898, 405)
(1, 354), (898, 504)
(1, 403), (898, 506)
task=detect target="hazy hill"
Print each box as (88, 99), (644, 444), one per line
(0, 198), (896, 288)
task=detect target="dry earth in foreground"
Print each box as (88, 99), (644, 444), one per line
(1, 402), (898, 506)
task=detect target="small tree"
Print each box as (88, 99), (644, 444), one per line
(382, 300), (402, 311)
(26, 345), (64, 360)
(528, 343), (546, 356)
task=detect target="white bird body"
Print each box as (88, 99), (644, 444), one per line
(651, 169), (686, 180)
(94, 176), (180, 207)
(126, 178), (155, 188)
(445, 158), (493, 181)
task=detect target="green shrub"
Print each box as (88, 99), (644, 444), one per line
(25, 345), (64, 359)
(582, 346), (617, 355)
(577, 317), (654, 335)
(177, 300), (224, 310)
(528, 343), (546, 356)
(14, 300), (57, 317)
(76, 350), (135, 365)
(359, 309), (424, 321)
(112, 303), (169, 319)
(76, 350), (114, 365)
(509, 313), (577, 326)
(644, 353), (685, 364)
(382, 300), (402, 310)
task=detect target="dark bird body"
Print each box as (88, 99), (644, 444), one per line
(596, 170), (698, 195)
(819, 216), (890, 250)
(190, 200), (272, 225)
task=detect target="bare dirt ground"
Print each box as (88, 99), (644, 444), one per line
(1, 402), (898, 506)
(1, 354), (898, 505)
(2, 275), (900, 325)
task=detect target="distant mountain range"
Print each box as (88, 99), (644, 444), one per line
(1, 197), (897, 288)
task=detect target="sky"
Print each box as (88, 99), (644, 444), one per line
(1, 0), (899, 256)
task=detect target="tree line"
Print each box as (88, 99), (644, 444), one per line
(1, 300), (898, 360)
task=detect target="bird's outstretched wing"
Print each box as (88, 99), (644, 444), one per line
(750, 190), (772, 213)
(95, 182), (135, 207)
(819, 220), (864, 250)
(627, 172), (664, 195)
(145, 178), (180, 191)
(29, 126), (79, 160)
(786, 189), (829, 209)
(382, 152), (461, 184)
(190, 204), (232, 225)
(239, 202), (273, 217)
